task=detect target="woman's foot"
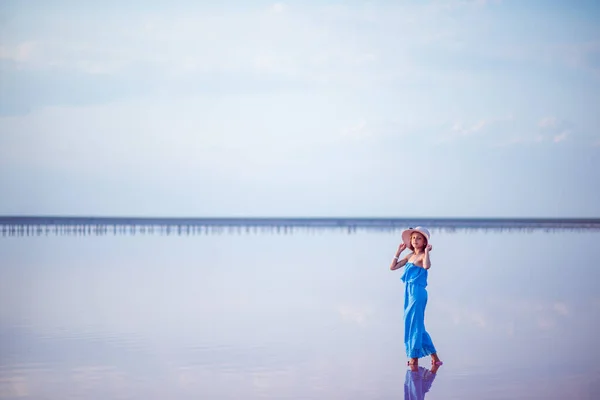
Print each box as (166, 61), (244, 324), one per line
(407, 358), (418, 366)
(430, 354), (443, 366)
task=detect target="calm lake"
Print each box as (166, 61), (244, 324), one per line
(1, 221), (599, 399)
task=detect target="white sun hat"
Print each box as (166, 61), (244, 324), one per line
(401, 226), (431, 250)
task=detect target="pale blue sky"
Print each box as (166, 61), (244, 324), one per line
(1, 0), (599, 217)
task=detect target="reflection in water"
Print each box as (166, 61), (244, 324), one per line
(404, 366), (437, 400)
(1, 224), (599, 399)
(1, 216), (600, 237)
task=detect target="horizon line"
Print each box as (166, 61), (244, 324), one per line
(2, 215), (599, 219)
(2, 215), (600, 229)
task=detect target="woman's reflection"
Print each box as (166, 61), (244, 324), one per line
(404, 364), (439, 400)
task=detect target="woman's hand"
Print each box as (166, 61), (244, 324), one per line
(398, 243), (407, 253)
(425, 244), (432, 252)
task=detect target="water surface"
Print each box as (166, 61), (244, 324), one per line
(1, 225), (599, 399)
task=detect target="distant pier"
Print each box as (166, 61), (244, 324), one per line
(1, 216), (599, 237)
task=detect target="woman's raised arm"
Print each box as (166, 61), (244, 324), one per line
(422, 244), (432, 269)
(390, 243), (409, 270)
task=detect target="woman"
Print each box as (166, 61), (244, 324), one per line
(390, 226), (443, 367)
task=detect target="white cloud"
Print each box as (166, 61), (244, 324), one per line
(553, 131), (570, 143)
(451, 119), (488, 137)
(551, 40), (600, 77)
(428, 0), (502, 11)
(0, 2), (470, 91)
(0, 41), (36, 63)
(537, 116), (573, 144)
(341, 119), (370, 140)
(538, 116), (558, 128)
(438, 114), (514, 144)
(269, 2), (286, 14)
(473, 0), (503, 4)
(0, 7), (335, 79)
(493, 116), (580, 147)
(0, 91), (393, 184)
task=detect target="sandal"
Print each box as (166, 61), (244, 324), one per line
(431, 360), (443, 366)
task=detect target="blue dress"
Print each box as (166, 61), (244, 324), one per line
(400, 262), (437, 358)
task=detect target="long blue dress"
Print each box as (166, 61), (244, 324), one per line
(400, 262), (437, 359)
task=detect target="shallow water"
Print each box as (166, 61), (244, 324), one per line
(1, 228), (599, 399)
